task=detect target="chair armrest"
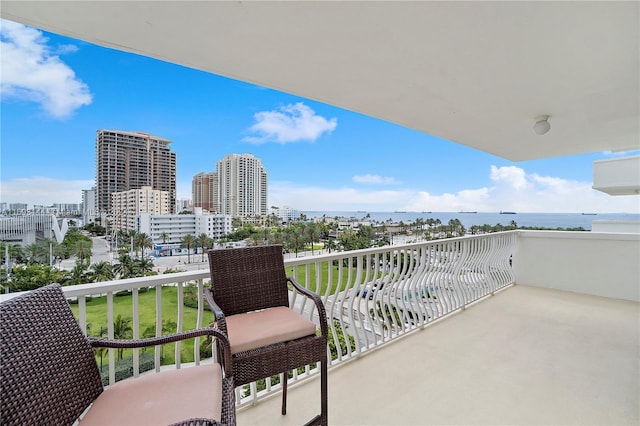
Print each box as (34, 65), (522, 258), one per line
(203, 288), (227, 334)
(287, 277), (328, 338)
(88, 328), (233, 377)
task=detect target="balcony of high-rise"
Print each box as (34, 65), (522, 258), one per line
(1, 2), (638, 425)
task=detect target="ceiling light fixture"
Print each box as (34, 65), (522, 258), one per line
(533, 115), (551, 135)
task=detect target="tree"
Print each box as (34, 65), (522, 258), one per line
(159, 232), (169, 244)
(126, 229), (138, 257)
(113, 314), (133, 360)
(196, 233), (209, 262)
(324, 238), (337, 253)
(89, 261), (114, 282)
(135, 232), (153, 259)
(0, 242), (24, 264)
(24, 242), (47, 264)
(3, 264), (69, 292)
(65, 262), (89, 285)
(305, 222), (320, 255)
(181, 234), (195, 264)
(114, 254), (136, 279)
(136, 258), (155, 276)
(286, 226), (305, 257)
(89, 324), (108, 371)
(74, 240), (92, 265)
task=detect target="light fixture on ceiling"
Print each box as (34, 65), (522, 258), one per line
(533, 115), (551, 135)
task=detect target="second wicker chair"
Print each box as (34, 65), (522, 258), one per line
(206, 245), (328, 426)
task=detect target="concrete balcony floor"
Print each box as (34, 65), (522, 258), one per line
(237, 285), (639, 425)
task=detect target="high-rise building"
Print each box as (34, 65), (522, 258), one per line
(95, 130), (177, 215)
(216, 153), (267, 217)
(192, 172), (217, 212)
(82, 187), (97, 224)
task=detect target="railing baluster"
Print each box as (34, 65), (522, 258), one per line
(40, 232), (516, 404)
(132, 288), (140, 377)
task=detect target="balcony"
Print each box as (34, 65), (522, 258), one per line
(238, 284), (638, 425)
(2, 230), (637, 424)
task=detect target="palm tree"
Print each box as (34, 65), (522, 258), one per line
(286, 227), (305, 258)
(136, 258), (154, 276)
(66, 262), (89, 285)
(113, 314), (133, 360)
(181, 234), (195, 264)
(74, 240), (92, 265)
(126, 229), (138, 257)
(305, 222), (319, 255)
(135, 233), (153, 259)
(24, 242), (47, 264)
(159, 232), (169, 244)
(89, 324), (108, 371)
(1, 242), (24, 265)
(114, 253), (136, 279)
(325, 238), (337, 253)
(196, 233), (209, 262)
(90, 261), (114, 282)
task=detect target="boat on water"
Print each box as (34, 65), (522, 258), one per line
(500, 211), (517, 214)
(581, 213), (597, 215)
(459, 211), (477, 214)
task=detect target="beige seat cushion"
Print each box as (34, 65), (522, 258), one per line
(80, 364), (222, 425)
(226, 306), (316, 354)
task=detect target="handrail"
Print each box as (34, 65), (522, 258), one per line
(0, 231), (518, 406)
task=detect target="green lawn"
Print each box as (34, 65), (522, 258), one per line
(71, 286), (216, 365)
(72, 259), (387, 366)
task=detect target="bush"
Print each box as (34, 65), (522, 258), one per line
(99, 352), (155, 386)
(183, 284), (211, 311)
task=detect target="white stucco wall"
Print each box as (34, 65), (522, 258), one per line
(513, 231), (640, 302)
(591, 220), (640, 234)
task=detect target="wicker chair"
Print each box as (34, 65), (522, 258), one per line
(0, 283), (235, 426)
(206, 245), (328, 426)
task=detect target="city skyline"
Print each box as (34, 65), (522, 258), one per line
(1, 20), (639, 214)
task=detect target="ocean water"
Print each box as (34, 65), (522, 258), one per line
(302, 211), (640, 231)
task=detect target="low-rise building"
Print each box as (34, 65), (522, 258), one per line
(136, 207), (232, 256)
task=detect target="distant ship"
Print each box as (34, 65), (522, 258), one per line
(581, 213), (597, 215)
(500, 211), (517, 214)
(459, 211), (477, 214)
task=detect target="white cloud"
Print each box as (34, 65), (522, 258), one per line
(243, 103), (337, 143)
(1, 177), (94, 205)
(8, 166), (639, 214)
(0, 20), (92, 118)
(268, 166), (640, 213)
(352, 174), (399, 185)
(490, 165), (529, 191)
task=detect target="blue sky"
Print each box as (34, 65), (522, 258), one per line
(1, 20), (638, 213)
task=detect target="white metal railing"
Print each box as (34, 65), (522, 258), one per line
(0, 231), (517, 407)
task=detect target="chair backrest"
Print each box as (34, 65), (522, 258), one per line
(208, 245), (290, 316)
(0, 284), (104, 425)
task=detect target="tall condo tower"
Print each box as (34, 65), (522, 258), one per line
(95, 130), (177, 214)
(192, 172), (218, 213)
(216, 153), (267, 217)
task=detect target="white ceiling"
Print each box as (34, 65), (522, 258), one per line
(2, 1), (638, 161)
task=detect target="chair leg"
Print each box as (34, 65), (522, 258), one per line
(321, 360), (328, 426)
(281, 371), (288, 415)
